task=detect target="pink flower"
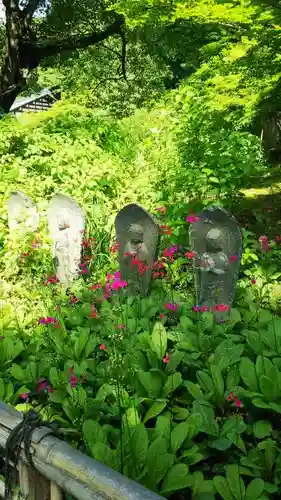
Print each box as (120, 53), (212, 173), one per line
(227, 392), (233, 401)
(229, 255), (238, 262)
(104, 283), (111, 299)
(114, 271), (121, 279)
(106, 273), (115, 281)
(44, 275), (59, 286)
(234, 398), (243, 408)
(70, 375), (78, 388)
(110, 243), (120, 253)
(163, 354), (170, 364)
(100, 344), (106, 350)
(185, 251), (197, 259)
(160, 225), (173, 235)
(164, 303), (179, 312)
(89, 283), (102, 290)
(39, 317), (57, 325)
(193, 305), (200, 312)
(213, 304), (229, 312)
(20, 393), (29, 400)
(69, 296), (79, 304)
(37, 379), (49, 393)
(259, 235), (270, 251)
(186, 214), (200, 223)
(251, 279), (256, 285)
(156, 207), (166, 216)
(111, 279), (128, 290)
(163, 246), (178, 259)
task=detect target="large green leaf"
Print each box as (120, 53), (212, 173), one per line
(171, 421), (191, 453)
(225, 465), (245, 500)
(213, 476), (234, 500)
(162, 372), (182, 397)
(10, 364), (26, 382)
(245, 478), (264, 500)
(260, 375), (278, 400)
(131, 423), (148, 466)
(143, 401), (167, 423)
(197, 370), (214, 393)
(253, 420), (272, 439)
(138, 371), (163, 398)
(150, 322), (167, 360)
(211, 365), (224, 399)
(82, 419), (106, 454)
(161, 463), (192, 495)
(240, 358), (259, 392)
(192, 401), (219, 436)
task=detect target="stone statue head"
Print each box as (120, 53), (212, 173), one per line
(128, 223), (144, 244)
(205, 228), (224, 252)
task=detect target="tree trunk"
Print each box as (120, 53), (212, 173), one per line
(0, 0), (125, 113)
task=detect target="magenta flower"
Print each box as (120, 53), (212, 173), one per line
(20, 393), (29, 401)
(164, 303), (179, 312)
(186, 215), (200, 223)
(111, 279), (128, 290)
(213, 304), (229, 312)
(193, 305), (200, 312)
(39, 317), (57, 325)
(114, 271), (121, 279)
(104, 283), (111, 299)
(199, 306), (210, 312)
(163, 246), (178, 259)
(70, 375), (78, 388)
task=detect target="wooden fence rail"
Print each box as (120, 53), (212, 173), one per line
(0, 401), (162, 500)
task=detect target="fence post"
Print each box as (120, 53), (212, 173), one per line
(50, 482), (63, 500)
(19, 461), (50, 500)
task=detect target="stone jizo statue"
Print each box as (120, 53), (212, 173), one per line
(48, 194), (85, 287)
(115, 204), (159, 295)
(7, 192), (39, 233)
(189, 206), (242, 321)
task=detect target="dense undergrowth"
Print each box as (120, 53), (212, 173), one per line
(3, 0), (281, 498)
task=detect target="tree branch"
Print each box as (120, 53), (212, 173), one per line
(27, 16), (125, 60)
(22, 0), (41, 21)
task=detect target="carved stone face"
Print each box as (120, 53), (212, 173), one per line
(205, 228), (223, 251)
(128, 223), (144, 245)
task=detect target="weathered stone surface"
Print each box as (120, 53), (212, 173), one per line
(7, 192), (38, 233)
(47, 194), (85, 287)
(189, 206), (242, 321)
(115, 204), (160, 295)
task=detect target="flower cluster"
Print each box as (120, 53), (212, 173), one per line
(110, 243), (121, 253)
(39, 316), (58, 325)
(227, 392), (243, 408)
(163, 246), (178, 260)
(193, 304), (229, 313)
(37, 378), (53, 393)
(82, 237), (96, 248)
(164, 303), (179, 312)
(186, 214), (200, 223)
(79, 262), (89, 274)
(259, 235), (270, 251)
(44, 275), (59, 286)
(160, 225), (173, 235)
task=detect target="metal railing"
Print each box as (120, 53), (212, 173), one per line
(0, 401), (162, 500)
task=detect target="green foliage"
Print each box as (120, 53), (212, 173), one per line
(3, 0), (281, 498)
